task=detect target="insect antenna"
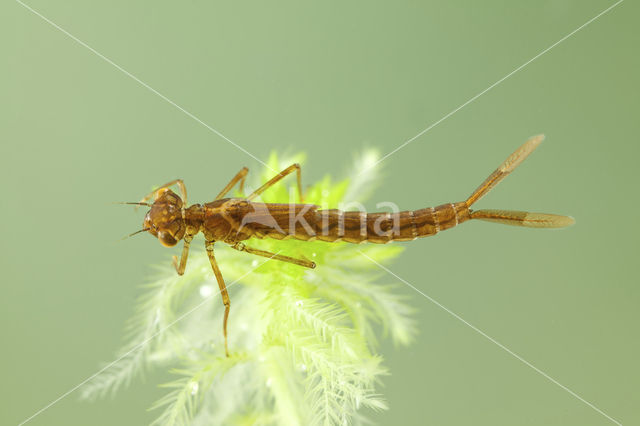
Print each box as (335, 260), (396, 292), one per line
(121, 228), (150, 241)
(114, 202), (151, 207)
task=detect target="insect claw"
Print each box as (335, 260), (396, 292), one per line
(299, 254), (316, 268)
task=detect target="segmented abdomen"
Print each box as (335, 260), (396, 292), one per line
(313, 202), (469, 243)
(241, 201), (470, 244)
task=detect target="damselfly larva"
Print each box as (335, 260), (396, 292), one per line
(124, 135), (573, 356)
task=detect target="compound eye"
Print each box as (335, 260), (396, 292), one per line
(157, 230), (178, 247)
(143, 215), (157, 236)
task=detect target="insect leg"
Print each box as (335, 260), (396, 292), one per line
(139, 179), (188, 206)
(172, 234), (193, 275)
(205, 240), (231, 357)
(230, 242), (316, 269)
(215, 167), (249, 200)
(246, 163), (304, 202)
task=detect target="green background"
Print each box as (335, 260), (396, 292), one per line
(3, 1), (638, 425)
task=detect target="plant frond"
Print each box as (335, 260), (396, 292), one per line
(84, 151), (414, 425)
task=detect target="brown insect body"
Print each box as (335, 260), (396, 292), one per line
(204, 200), (471, 244)
(146, 196), (471, 247)
(132, 136), (574, 357)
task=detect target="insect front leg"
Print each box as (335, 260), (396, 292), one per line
(230, 242), (316, 269)
(205, 240), (231, 357)
(215, 167), (249, 200)
(247, 163), (304, 202)
(139, 179), (188, 206)
(172, 234), (193, 275)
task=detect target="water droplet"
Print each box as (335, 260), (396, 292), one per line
(252, 260), (259, 267)
(190, 382), (199, 396)
(295, 300), (304, 307)
(312, 252), (317, 257)
(299, 363), (307, 372)
(265, 378), (272, 387)
(199, 285), (213, 298)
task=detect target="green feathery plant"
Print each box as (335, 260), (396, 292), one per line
(81, 150), (416, 425)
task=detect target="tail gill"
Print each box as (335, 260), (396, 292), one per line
(466, 135), (575, 229)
